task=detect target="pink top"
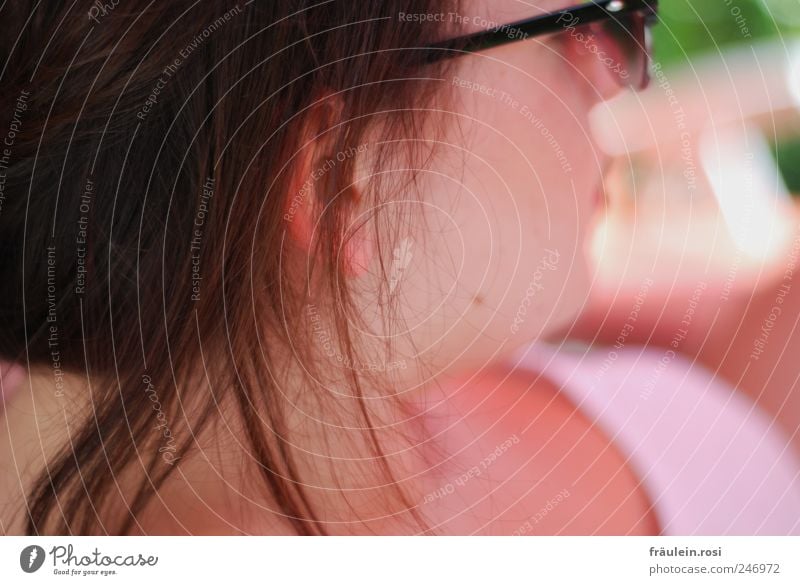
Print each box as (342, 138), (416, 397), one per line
(517, 342), (800, 535)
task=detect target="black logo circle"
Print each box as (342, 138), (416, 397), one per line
(19, 545), (46, 573)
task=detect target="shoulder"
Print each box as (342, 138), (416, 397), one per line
(420, 362), (658, 534)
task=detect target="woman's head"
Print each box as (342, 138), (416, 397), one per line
(0, 0), (628, 534)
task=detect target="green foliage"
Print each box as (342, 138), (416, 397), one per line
(654, 0), (800, 194)
(653, 0), (795, 66)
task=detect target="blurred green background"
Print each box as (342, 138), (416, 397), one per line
(653, 0), (800, 193)
(654, 0), (799, 65)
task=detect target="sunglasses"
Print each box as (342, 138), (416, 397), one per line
(424, 0), (659, 90)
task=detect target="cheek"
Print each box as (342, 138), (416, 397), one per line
(387, 151), (593, 372)
(445, 82), (598, 284)
(461, 73), (603, 316)
(450, 63), (602, 227)
(378, 65), (602, 370)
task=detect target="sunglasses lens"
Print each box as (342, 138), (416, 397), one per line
(590, 10), (653, 89)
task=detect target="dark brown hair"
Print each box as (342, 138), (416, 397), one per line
(0, 0), (461, 534)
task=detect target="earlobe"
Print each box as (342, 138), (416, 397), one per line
(285, 176), (375, 277)
(342, 217), (374, 277)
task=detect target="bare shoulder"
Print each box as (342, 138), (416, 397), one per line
(420, 363), (659, 535)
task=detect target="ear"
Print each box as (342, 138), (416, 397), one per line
(341, 205), (374, 277)
(283, 140), (317, 254)
(0, 361), (24, 404)
(283, 97), (374, 277)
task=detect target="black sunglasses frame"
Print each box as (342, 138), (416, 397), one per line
(422, 0), (658, 87)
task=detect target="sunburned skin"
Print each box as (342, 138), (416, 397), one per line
(417, 365), (659, 535)
(0, 363), (658, 535)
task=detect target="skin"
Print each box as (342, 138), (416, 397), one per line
(0, 0), (659, 534)
(350, 0), (618, 382)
